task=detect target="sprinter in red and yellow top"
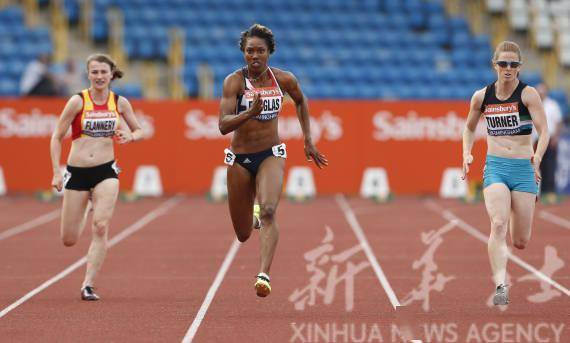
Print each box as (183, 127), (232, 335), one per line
(50, 53), (145, 301)
(71, 88), (122, 140)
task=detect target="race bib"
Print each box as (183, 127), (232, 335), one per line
(484, 103), (522, 136)
(83, 110), (118, 138)
(243, 89), (282, 121)
(272, 143), (287, 158)
(111, 161), (121, 175)
(62, 170), (72, 188)
(224, 148), (236, 166)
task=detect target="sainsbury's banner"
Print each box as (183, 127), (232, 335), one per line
(0, 98), (486, 194)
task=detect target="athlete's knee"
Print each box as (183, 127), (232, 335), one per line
(490, 218), (509, 237)
(61, 233), (78, 247)
(259, 204), (277, 223)
(60, 224), (79, 246)
(513, 237), (529, 249)
(92, 218), (109, 238)
(236, 230), (251, 243)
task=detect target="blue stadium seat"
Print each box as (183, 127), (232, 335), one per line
(113, 84), (143, 98)
(435, 86), (454, 99)
(0, 61), (7, 75)
(473, 35), (492, 50)
(0, 79), (19, 96)
(449, 17), (470, 34)
(64, 0), (80, 23)
(0, 6), (24, 26)
(91, 20), (108, 41)
(335, 85), (357, 99)
(425, 0), (445, 15)
(415, 86), (438, 99)
(478, 70), (496, 85)
(473, 49), (492, 67)
(520, 72), (542, 86)
(74, 0), (550, 100)
(359, 0), (380, 12)
(137, 40), (156, 59)
(451, 32), (471, 50)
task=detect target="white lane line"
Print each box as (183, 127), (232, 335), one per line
(182, 239), (240, 343)
(426, 200), (570, 297)
(335, 194), (401, 309)
(539, 210), (570, 231)
(0, 209), (60, 241)
(0, 196), (183, 319)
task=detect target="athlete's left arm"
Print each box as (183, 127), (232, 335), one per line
(116, 96), (145, 144)
(523, 86), (550, 165)
(279, 71), (328, 169)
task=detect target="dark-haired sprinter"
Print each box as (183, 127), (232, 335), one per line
(462, 41), (549, 305)
(218, 24), (328, 297)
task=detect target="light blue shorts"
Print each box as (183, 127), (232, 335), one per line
(483, 155), (538, 194)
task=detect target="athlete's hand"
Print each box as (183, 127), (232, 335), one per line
(304, 141), (328, 169)
(462, 154), (473, 180)
(115, 129), (133, 144)
(51, 172), (63, 192)
(247, 92), (263, 117)
(531, 155), (542, 184)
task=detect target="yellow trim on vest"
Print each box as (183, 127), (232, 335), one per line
(80, 89), (91, 136)
(81, 89), (94, 111)
(107, 90), (117, 111)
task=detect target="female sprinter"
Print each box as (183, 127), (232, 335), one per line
(50, 54), (145, 301)
(218, 24), (328, 297)
(462, 41), (549, 305)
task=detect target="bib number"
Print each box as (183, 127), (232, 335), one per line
(224, 149), (236, 166)
(272, 143), (287, 159)
(111, 161), (121, 175)
(62, 170), (72, 188)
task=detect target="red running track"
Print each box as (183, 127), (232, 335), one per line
(0, 195), (568, 342)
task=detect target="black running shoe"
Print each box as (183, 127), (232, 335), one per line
(81, 286), (100, 301)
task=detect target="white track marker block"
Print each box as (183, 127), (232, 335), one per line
(285, 166), (316, 200)
(439, 168), (467, 198)
(360, 167), (390, 200)
(209, 166), (228, 201)
(133, 165), (163, 197)
(0, 167), (6, 196)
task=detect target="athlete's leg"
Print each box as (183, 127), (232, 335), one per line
(509, 191), (536, 250)
(82, 178), (119, 288)
(227, 164), (256, 242)
(483, 183), (512, 287)
(60, 190), (90, 246)
(255, 156), (285, 275)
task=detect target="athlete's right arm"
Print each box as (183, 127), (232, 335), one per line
(218, 73), (262, 135)
(462, 89), (485, 179)
(50, 95), (82, 191)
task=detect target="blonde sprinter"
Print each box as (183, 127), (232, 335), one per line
(462, 41), (549, 305)
(50, 54), (144, 301)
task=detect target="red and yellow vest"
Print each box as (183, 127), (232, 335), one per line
(71, 89), (121, 140)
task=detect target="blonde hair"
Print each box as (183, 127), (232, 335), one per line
(492, 41), (522, 62)
(86, 53), (124, 80)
